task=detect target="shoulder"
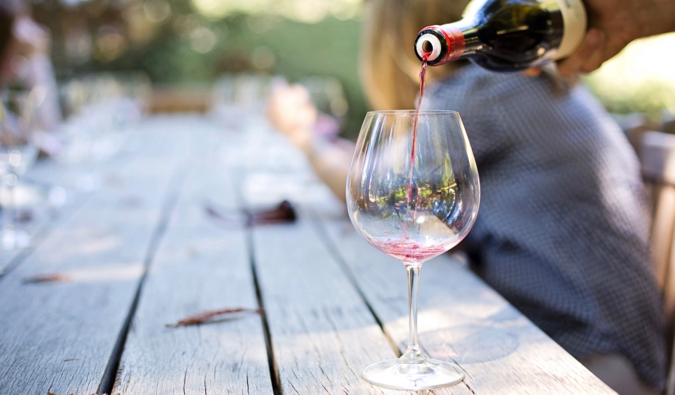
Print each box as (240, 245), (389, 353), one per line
(425, 64), (610, 129)
(427, 65), (569, 108)
(425, 65), (520, 101)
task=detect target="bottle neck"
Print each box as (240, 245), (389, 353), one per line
(453, 21), (482, 55)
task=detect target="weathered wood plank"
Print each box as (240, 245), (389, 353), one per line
(113, 126), (273, 394)
(634, 129), (675, 393)
(0, 161), (98, 275)
(241, 167), (420, 394)
(648, 184), (675, 293)
(250, 215), (402, 394)
(0, 117), (190, 394)
(315, 207), (616, 395)
(0, 112), (621, 394)
(641, 131), (675, 185)
(0, 118), (192, 276)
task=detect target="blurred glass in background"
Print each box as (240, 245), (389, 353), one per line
(30, 0), (365, 134)
(26, 0), (675, 138)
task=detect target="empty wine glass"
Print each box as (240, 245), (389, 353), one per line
(347, 110), (480, 390)
(0, 89), (40, 250)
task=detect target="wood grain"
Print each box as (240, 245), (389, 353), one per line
(634, 129), (675, 395)
(241, 165), (423, 394)
(314, 204), (616, 394)
(0, 113), (627, 394)
(113, 126), (274, 394)
(641, 131), (675, 185)
(0, 161), (94, 276)
(648, 184), (675, 293)
(0, 117), (189, 394)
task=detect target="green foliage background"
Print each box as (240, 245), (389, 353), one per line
(142, 16), (368, 136)
(33, 0), (675, 138)
(34, 0), (369, 139)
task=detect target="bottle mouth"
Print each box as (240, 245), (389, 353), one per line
(414, 27), (448, 66)
(416, 34), (442, 61)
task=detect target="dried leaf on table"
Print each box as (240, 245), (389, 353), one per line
(247, 200), (297, 225)
(166, 307), (262, 328)
(24, 273), (71, 284)
(204, 199), (297, 227)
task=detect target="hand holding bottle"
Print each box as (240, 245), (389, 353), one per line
(414, 0), (587, 72)
(557, 0), (675, 76)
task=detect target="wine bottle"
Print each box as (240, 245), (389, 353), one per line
(414, 0), (586, 71)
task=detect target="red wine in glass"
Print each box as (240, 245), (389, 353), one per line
(346, 110), (480, 390)
(374, 239), (449, 263)
(407, 55), (428, 209)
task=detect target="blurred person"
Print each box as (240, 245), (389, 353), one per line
(0, 0), (60, 132)
(266, 0), (667, 393)
(558, 0), (675, 76)
(267, 80), (353, 202)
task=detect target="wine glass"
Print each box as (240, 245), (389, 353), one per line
(346, 110), (480, 390)
(0, 89), (40, 250)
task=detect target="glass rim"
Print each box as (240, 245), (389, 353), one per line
(366, 109), (459, 116)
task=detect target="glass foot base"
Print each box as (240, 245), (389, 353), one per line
(0, 229), (31, 251)
(362, 358), (464, 390)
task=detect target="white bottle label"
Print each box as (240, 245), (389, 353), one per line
(553, 0), (587, 60)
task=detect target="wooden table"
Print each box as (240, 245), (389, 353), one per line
(0, 114), (615, 394)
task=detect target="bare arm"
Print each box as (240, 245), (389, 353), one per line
(266, 82), (352, 203)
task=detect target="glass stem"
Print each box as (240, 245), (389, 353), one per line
(401, 264), (425, 364)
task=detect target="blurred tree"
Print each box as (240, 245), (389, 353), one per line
(30, 0), (675, 136)
(30, 0), (368, 138)
(584, 33), (675, 119)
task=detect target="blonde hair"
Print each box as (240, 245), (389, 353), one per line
(360, 0), (471, 110)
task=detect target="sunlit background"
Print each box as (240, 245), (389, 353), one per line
(585, 34), (675, 117)
(29, 0), (675, 137)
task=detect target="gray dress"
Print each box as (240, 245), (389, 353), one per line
(423, 64), (666, 389)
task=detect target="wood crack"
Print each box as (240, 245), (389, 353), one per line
(97, 165), (190, 395)
(0, 192), (92, 282)
(324, 307), (359, 380)
(297, 312), (331, 384)
(246, 226), (281, 395)
(183, 365), (188, 395)
(307, 206), (402, 357)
